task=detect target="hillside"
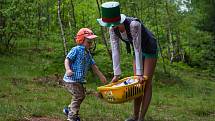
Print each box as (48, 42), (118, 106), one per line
(0, 38), (214, 121)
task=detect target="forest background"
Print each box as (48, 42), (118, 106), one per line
(0, 0), (214, 121)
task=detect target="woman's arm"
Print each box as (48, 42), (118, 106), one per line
(109, 28), (121, 75)
(130, 21), (143, 76)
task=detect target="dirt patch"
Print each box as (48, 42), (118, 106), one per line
(11, 77), (28, 86)
(193, 109), (215, 117)
(24, 117), (63, 121)
(32, 74), (64, 86)
(29, 47), (54, 53)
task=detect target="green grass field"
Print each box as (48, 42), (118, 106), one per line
(0, 38), (214, 121)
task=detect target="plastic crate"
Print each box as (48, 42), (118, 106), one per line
(97, 76), (147, 104)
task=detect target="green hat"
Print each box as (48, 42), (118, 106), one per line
(97, 2), (126, 27)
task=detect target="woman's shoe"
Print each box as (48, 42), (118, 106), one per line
(125, 117), (137, 121)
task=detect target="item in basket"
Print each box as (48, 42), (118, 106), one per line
(126, 78), (138, 84)
(112, 78), (138, 87)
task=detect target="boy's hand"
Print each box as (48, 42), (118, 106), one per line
(66, 69), (74, 76)
(100, 76), (107, 84)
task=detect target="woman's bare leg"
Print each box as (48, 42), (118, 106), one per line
(138, 58), (157, 121)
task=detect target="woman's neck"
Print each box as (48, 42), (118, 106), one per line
(118, 24), (125, 33)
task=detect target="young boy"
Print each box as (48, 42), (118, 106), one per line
(63, 28), (107, 121)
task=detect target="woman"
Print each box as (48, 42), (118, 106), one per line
(97, 2), (157, 121)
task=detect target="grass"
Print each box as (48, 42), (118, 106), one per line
(0, 38), (214, 121)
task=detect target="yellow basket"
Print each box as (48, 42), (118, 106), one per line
(97, 76), (146, 104)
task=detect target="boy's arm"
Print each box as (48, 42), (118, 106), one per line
(91, 64), (107, 84)
(64, 58), (73, 76)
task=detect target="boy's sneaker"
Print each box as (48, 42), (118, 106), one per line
(67, 115), (80, 121)
(74, 116), (80, 121)
(63, 107), (69, 116)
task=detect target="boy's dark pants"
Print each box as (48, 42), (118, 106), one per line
(65, 82), (86, 119)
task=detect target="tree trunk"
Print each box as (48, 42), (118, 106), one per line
(175, 30), (183, 61)
(169, 28), (174, 64)
(96, 0), (112, 59)
(58, 0), (68, 56)
(37, 1), (41, 49)
(70, 0), (76, 29)
(47, 0), (50, 31)
(165, 1), (174, 64)
(81, 11), (85, 27)
(0, 0), (5, 42)
(153, 0), (167, 74)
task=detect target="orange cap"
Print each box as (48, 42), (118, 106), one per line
(75, 28), (97, 44)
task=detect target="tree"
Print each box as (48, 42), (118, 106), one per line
(58, 0), (68, 56)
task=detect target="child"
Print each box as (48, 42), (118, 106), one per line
(63, 28), (107, 121)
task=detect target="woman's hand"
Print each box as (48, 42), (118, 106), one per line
(111, 75), (119, 83)
(137, 75), (148, 84)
